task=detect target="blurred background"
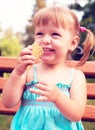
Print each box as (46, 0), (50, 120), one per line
(0, 0), (95, 130)
(0, 0), (95, 60)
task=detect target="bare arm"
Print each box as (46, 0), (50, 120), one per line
(2, 45), (35, 108)
(2, 70), (26, 108)
(54, 70), (87, 121)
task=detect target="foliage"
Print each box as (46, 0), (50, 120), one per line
(80, 0), (95, 60)
(69, 1), (95, 61)
(0, 34), (22, 57)
(23, 0), (46, 47)
(81, 1), (95, 34)
(0, 115), (13, 130)
(83, 121), (95, 130)
(69, 1), (95, 33)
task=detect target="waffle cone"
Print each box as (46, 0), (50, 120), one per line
(32, 43), (43, 61)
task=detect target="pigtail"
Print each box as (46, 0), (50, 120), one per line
(77, 27), (95, 66)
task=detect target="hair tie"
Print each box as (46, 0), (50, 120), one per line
(80, 26), (86, 32)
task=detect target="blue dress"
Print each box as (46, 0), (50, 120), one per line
(11, 65), (84, 130)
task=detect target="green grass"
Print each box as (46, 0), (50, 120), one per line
(0, 115), (95, 130)
(0, 115), (13, 130)
(83, 121), (95, 130)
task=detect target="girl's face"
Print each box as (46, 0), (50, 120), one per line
(35, 22), (78, 64)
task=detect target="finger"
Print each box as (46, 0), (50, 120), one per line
(36, 96), (48, 101)
(35, 82), (49, 91)
(20, 47), (32, 57)
(27, 45), (32, 49)
(29, 88), (47, 96)
(38, 81), (47, 86)
(20, 55), (35, 61)
(29, 88), (42, 95)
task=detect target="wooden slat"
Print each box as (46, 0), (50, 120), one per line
(0, 57), (95, 77)
(82, 105), (95, 122)
(0, 78), (7, 92)
(0, 99), (20, 115)
(66, 60), (95, 78)
(0, 57), (16, 72)
(87, 83), (95, 99)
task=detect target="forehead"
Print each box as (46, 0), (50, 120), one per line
(33, 7), (74, 29)
(35, 21), (59, 31)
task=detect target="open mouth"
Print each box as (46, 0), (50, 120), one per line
(43, 48), (55, 55)
(43, 48), (55, 52)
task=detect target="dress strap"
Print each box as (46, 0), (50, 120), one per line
(69, 68), (74, 86)
(25, 64), (38, 87)
(33, 64), (38, 83)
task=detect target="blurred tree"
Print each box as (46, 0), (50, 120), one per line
(79, 1), (95, 61)
(69, 0), (95, 61)
(36, 0), (46, 11)
(23, 0), (46, 47)
(0, 28), (22, 57)
(81, 1), (95, 33)
(69, 0), (95, 33)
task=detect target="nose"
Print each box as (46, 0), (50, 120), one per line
(41, 35), (51, 45)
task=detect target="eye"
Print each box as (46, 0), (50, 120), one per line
(36, 32), (43, 36)
(52, 33), (60, 36)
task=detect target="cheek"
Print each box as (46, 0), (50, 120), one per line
(34, 38), (42, 45)
(57, 43), (69, 56)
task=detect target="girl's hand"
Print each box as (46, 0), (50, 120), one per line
(14, 45), (35, 75)
(29, 81), (61, 102)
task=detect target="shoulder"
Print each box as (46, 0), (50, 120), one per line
(72, 68), (86, 85)
(71, 68), (85, 78)
(70, 68), (87, 98)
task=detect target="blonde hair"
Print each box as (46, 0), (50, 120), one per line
(77, 29), (95, 66)
(33, 6), (95, 66)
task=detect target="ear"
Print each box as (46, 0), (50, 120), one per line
(69, 36), (80, 51)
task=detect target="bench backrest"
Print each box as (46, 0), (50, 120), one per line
(0, 56), (95, 122)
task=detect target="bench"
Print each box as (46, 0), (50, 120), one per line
(0, 56), (95, 122)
